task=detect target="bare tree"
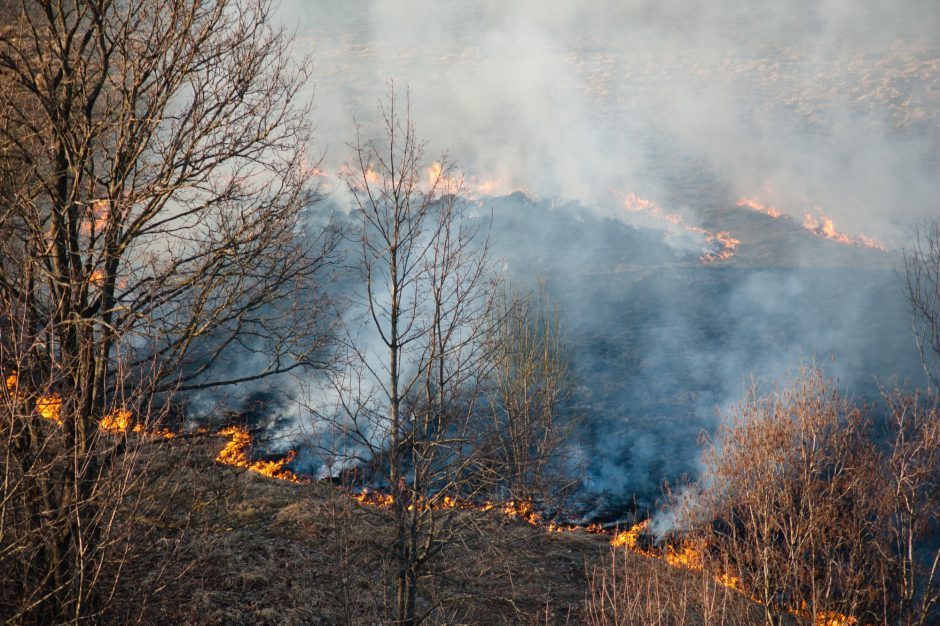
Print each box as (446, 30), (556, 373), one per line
(678, 369), (940, 625)
(0, 0), (336, 620)
(480, 285), (579, 507)
(904, 219), (940, 390)
(881, 390), (940, 626)
(322, 85), (496, 624)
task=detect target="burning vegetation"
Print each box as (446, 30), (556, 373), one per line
(5, 357), (935, 625)
(620, 191), (740, 264)
(225, 422), (860, 625)
(215, 425), (305, 483)
(737, 196), (887, 251)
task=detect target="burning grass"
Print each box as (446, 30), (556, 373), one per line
(736, 195), (887, 252)
(618, 191), (740, 264)
(0, 374), (869, 624)
(215, 425), (304, 483)
(81, 428), (765, 624)
(101, 435), (625, 623)
(209, 425), (858, 624)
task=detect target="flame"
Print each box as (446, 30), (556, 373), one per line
(98, 408), (133, 432)
(352, 489), (395, 507)
(215, 425), (304, 483)
(341, 164), (383, 190)
(611, 521), (854, 625)
(803, 212), (853, 245)
(810, 611), (857, 626)
(737, 193), (886, 251)
(618, 192), (739, 264)
(737, 196), (783, 218)
(611, 520), (650, 551)
(789, 603), (858, 626)
(80, 199), (109, 238)
(426, 162), (518, 198)
(0, 367), (856, 626)
(701, 231), (740, 263)
(802, 210), (886, 251)
(663, 540), (704, 570)
(426, 161), (464, 195)
(364, 167), (381, 185)
(36, 394), (63, 423)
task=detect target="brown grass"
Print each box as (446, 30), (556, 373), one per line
(94, 432), (769, 624)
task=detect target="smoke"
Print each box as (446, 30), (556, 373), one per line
(254, 1), (940, 519)
(285, 0), (938, 244)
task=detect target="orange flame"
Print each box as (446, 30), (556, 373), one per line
(37, 394), (63, 423)
(612, 521), (854, 625)
(737, 196), (783, 218)
(346, 482), (855, 624)
(802, 210), (886, 251)
(619, 192), (739, 264)
(426, 162), (517, 198)
(737, 193), (885, 252)
(90, 268), (106, 286)
(215, 425), (305, 483)
(611, 519), (650, 552)
(80, 199), (110, 238)
(426, 161), (460, 193)
(98, 408), (133, 432)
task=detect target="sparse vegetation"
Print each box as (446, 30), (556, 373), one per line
(0, 1), (937, 625)
(905, 219), (940, 390)
(674, 369), (940, 626)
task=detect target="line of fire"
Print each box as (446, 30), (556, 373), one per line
(1, 1), (938, 624)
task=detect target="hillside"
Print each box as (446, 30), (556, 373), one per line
(103, 433), (761, 625)
(473, 192), (923, 519)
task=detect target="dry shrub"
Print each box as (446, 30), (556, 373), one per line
(584, 547), (757, 625)
(681, 368), (940, 625)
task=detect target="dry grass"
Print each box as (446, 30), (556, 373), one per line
(93, 433), (766, 624)
(584, 548), (761, 626)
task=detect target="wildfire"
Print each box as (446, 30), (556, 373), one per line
(426, 162), (517, 199)
(662, 540), (704, 571)
(737, 196), (783, 218)
(353, 489), (395, 507)
(36, 394), (63, 423)
(215, 425), (305, 483)
(803, 210), (887, 251)
(611, 519), (649, 551)
(612, 521), (854, 625)
(619, 192), (739, 264)
(2, 365), (854, 626)
(2, 372), (174, 438)
(426, 161), (462, 194)
(80, 199), (110, 238)
(98, 408), (133, 432)
(736, 194), (886, 252)
(701, 231), (740, 263)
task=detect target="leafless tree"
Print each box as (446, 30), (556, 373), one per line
(0, 0), (337, 620)
(881, 389), (940, 626)
(479, 285), (580, 507)
(678, 369), (940, 625)
(904, 219), (940, 390)
(321, 85), (497, 624)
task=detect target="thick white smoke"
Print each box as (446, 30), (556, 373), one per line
(258, 0), (939, 518)
(285, 0), (938, 245)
